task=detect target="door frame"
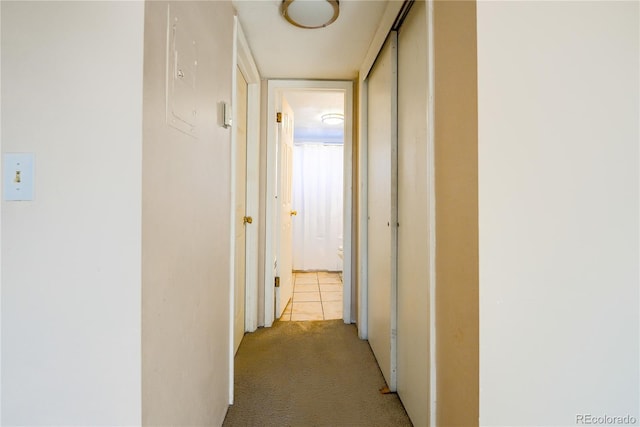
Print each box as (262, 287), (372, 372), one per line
(230, 16), (261, 404)
(264, 79), (354, 327)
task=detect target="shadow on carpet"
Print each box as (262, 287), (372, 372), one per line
(223, 320), (412, 427)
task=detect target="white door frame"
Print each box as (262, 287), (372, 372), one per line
(264, 79), (354, 327)
(230, 16), (261, 404)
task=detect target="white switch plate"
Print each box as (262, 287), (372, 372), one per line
(3, 153), (35, 201)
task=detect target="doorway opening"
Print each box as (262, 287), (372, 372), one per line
(264, 80), (353, 327)
(278, 90), (345, 321)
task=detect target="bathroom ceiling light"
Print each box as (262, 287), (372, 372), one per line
(321, 113), (344, 125)
(282, 0), (340, 29)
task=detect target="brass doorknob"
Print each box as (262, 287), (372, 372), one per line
(243, 216), (253, 225)
(290, 210), (298, 216)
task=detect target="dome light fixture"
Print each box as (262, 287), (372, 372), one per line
(281, 0), (340, 30)
(321, 113), (344, 125)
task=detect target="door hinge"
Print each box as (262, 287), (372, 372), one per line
(276, 112), (282, 123)
(275, 276), (280, 287)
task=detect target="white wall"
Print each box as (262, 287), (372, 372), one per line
(141, 1), (235, 425)
(478, 2), (639, 426)
(1, 2), (144, 425)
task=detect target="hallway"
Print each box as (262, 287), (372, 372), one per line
(223, 320), (411, 426)
(1, 1), (638, 426)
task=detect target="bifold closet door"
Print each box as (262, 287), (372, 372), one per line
(367, 32), (397, 390)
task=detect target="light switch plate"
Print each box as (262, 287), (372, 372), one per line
(3, 153), (35, 201)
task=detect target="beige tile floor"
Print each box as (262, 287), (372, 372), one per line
(279, 271), (343, 321)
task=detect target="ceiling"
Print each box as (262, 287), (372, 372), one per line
(232, 0), (388, 80)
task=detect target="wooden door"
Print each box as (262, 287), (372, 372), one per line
(275, 97), (295, 317)
(234, 66), (248, 353)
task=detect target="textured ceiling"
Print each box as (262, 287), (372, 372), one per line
(232, 0), (388, 79)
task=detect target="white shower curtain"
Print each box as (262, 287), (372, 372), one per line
(292, 143), (344, 271)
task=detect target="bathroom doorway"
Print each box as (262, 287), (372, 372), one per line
(279, 90), (345, 321)
(264, 80), (353, 327)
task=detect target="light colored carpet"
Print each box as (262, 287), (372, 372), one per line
(223, 320), (412, 427)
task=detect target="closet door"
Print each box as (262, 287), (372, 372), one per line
(367, 32), (398, 390)
(397, 1), (430, 425)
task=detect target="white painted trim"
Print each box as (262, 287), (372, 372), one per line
(229, 15), (239, 406)
(264, 80), (277, 327)
(388, 31), (399, 393)
(230, 15), (262, 405)
(237, 23), (260, 87)
(426, 1), (437, 424)
(264, 80), (354, 327)
(343, 84), (354, 325)
(0, 3), (3, 420)
(357, 78), (368, 339)
(359, 0), (405, 82)
(236, 20), (261, 334)
(273, 92), (284, 317)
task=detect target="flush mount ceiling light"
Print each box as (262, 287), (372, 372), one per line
(281, 0), (340, 29)
(321, 113), (344, 125)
